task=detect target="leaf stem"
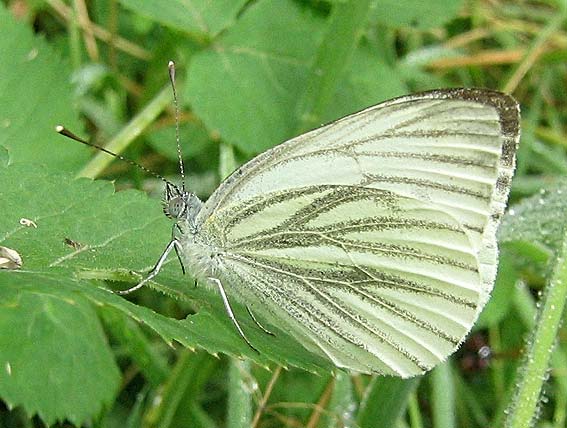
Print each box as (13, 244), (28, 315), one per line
(357, 376), (419, 428)
(505, 233), (567, 427)
(68, 3), (81, 69)
(78, 83), (172, 179)
(251, 365), (282, 428)
(431, 362), (455, 428)
(145, 351), (216, 428)
(227, 359), (253, 428)
(219, 141), (237, 180)
(502, 11), (565, 93)
(294, 0), (373, 133)
(407, 392), (424, 428)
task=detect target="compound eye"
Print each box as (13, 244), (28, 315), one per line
(167, 196), (187, 219)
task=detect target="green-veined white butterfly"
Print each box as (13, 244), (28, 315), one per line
(58, 63), (520, 377)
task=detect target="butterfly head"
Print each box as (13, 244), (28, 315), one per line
(163, 182), (202, 222)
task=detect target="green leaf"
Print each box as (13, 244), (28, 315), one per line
(323, 372), (356, 428)
(144, 351), (218, 428)
(0, 280), (120, 425)
(325, 43), (407, 121)
(0, 161), (332, 424)
(99, 307), (170, 387)
(0, 4), (88, 172)
(0, 145), (8, 166)
(357, 376), (419, 428)
(146, 122), (212, 162)
(369, 0), (465, 29)
(187, 0), (404, 155)
(187, 0), (326, 154)
(294, 0), (374, 133)
(118, 0), (248, 37)
(476, 252), (517, 328)
(499, 179), (567, 254)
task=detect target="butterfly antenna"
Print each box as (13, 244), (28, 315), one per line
(168, 61), (186, 192)
(55, 125), (177, 188)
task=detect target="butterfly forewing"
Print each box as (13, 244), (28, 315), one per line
(193, 89), (519, 376)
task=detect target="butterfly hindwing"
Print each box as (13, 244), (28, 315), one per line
(196, 88), (519, 376)
(211, 186), (482, 375)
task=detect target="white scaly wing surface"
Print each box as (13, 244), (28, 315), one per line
(196, 88), (519, 376)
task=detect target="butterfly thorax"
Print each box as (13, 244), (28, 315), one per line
(163, 187), (222, 280)
(175, 217), (222, 281)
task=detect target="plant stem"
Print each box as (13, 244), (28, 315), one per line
(505, 232), (567, 427)
(294, 0), (373, 133)
(357, 376), (419, 428)
(78, 84), (172, 179)
(431, 362), (455, 428)
(219, 141), (237, 180)
(227, 359), (253, 428)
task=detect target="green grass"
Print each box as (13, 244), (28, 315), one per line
(1, 0), (567, 427)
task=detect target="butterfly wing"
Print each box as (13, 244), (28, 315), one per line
(197, 88), (519, 376)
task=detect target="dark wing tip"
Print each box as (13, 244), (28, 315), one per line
(388, 88), (520, 169)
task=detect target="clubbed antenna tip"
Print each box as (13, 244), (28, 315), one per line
(56, 61), (186, 194)
(167, 60), (186, 192)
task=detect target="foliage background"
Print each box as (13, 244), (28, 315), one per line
(1, 0), (567, 427)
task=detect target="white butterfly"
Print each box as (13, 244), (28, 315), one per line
(59, 76), (520, 377)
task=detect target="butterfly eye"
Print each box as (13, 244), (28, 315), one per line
(163, 182), (187, 219)
(164, 195), (187, 219)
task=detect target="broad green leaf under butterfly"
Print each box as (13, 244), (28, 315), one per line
(176, 88), (519, 377)
(0, 4), (87, 172)
(0, 161), (331, 424)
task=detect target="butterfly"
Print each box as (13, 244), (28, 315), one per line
(59, 65), (520, 377)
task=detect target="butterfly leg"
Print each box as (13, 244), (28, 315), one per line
(173, 243), (186, 275)
(246, 306), (275, 337)
(173, 225), (186, 275)
(117, 239), (177, 295)
(208, 277), (259, 354)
